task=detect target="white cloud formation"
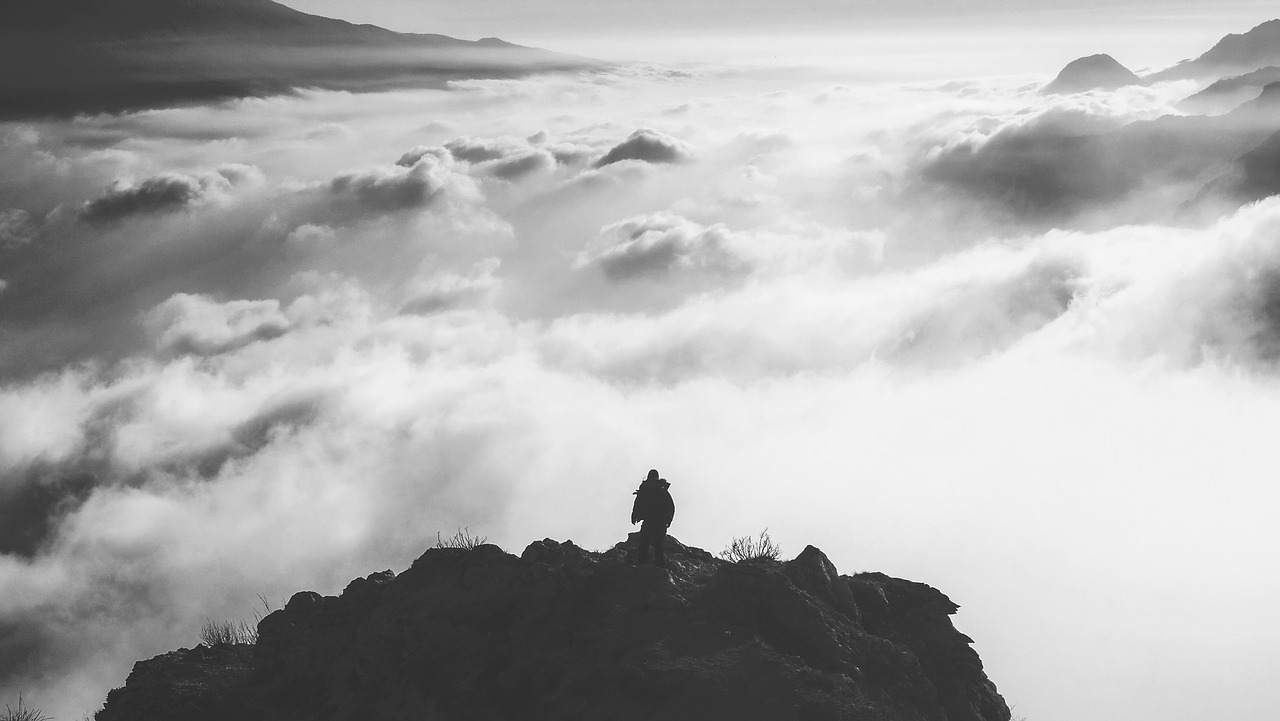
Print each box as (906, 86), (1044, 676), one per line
(144, 293), (291, 356)
(577, 212), (751, 280)
(3, 46), (1280, 721)
(595, 128), (694, 167)
(77, 166), (256, 225)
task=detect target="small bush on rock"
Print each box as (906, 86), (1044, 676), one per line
(720, 529), (781, 563)
(1, 695), (49, 721)
(437, 527), (487, 550)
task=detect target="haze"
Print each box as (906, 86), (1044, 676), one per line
(2, 2), (1280, 721)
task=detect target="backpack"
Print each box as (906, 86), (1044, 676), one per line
(631, 479), (675, 525)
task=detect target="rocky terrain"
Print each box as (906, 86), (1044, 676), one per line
(96, 535), (1011, 721)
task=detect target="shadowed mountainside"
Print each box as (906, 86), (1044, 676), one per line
(0, 0), (601, 118)
(1180, 66), (1280, 114)
(96, 536), (1011, 721)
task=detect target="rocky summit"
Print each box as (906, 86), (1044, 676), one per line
(96, 536), (1011, 721)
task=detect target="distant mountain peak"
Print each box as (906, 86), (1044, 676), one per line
(1199, 18), (1280, 68)
(1043, 53), (1140, 95)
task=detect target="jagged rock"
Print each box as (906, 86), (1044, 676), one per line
(96, 538), (1011, 721)
(97, 643), (257, 721)
(1043, 54), (1140, 94)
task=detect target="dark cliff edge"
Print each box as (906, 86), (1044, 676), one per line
(96, 535), (1011, 721)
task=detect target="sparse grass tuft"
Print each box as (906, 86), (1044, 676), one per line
(719, 528), (782, 563)
(198, 594), (274, 646)
(436, 527), (487, 550)
(199, 618), (258, 645)
(1, 695), (50, 721)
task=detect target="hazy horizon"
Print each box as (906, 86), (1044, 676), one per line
(287, 0), (1278, 69)
(3, 2), (1280, 721)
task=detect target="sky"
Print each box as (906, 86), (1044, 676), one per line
(288, 0), (1279, 68)
(3, 1), (1280, 720)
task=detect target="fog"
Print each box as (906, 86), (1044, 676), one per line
(3, 25), (1280, 721)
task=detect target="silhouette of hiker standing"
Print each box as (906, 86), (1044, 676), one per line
(631, 469), (675, 567)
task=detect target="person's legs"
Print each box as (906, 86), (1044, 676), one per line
(639, 522), (666, 567)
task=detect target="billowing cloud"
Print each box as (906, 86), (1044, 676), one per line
(395, 145), (451, 168)
(916, 89), (1280, 223)
(444, 135), (531, 163)
(4, 39), (1280, 721)
(78, 166), (254, 225)
(485, 149), (556, 180)
(323, 159), (450, 215)
(413, 135), (568, 180)
(578, 212), (751, 280)
(144, 293), (290, 356)
(595, 129), (693, 167)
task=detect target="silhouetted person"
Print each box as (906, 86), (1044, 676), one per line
(631, 469), (675, 567)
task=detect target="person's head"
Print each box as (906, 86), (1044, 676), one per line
(646, 469), (659, 482)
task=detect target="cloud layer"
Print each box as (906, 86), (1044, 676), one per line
(1, 52), (1280, 721)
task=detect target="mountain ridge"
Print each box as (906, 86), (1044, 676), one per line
(0, 0), (601, 118)
(1045, 18), (1280, 94)
(95, 535), (1012, 721)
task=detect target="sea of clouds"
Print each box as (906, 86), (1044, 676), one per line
(2, 59), (1280, 721)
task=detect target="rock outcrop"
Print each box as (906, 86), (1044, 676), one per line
(1043, 53), (1140, 94)
(97, 536), (1011, 721)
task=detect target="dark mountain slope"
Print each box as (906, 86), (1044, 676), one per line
(96, 536), (1011, 721)
(1, 0), (474, 45)
(0, 0), (599, 118)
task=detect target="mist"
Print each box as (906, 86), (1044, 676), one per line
(4, 17), (1280, 721)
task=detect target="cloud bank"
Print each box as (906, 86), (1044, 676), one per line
(1, 48), (1280, 721)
